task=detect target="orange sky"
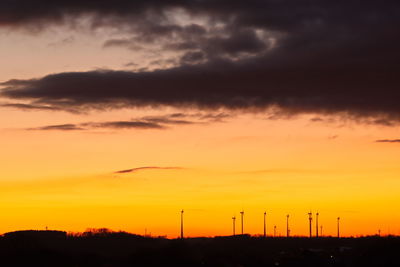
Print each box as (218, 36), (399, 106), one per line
(1, 105), (400, 237)
(1, 26), (400, 238)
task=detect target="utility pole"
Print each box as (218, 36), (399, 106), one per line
(286, 214), (290, 237)
(180, 210), (184, 239)
(308, 212), (313, 238)
(240, 211), (244, 235)
(337, 217), (340, 238)
(316, 212), (319, 238)
(232, 216), (236, 236)
(263, 211), (267, 237)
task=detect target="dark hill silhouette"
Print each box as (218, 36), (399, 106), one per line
(0, 229), (399, 266)
(4, 230), (67, 239)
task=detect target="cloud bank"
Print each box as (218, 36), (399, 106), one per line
(0, 0), (399, 123)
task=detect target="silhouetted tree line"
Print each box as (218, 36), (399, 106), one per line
(0, 229), (399, 266)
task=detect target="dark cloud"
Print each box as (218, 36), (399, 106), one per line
(309, 116), (397, 127)
(0, 1), (399, 123)
(114, 166), (183, 174)
(103, 39), (145, 52)
(0, 102), (62, 111)
(199, 112), (231, 122)
(369, 119), (395, 127)
(84, 121), (165, 129)
(202, 28), (269, 58)
(28, 120), (164, 131)
(309, 117), (324, 123)
(124, 62), (139, 68)
(180, 51), (205, 65)
(141, 116), (195, 125)
(29, 124), (84, 131)
(375, 139), (400, 143)
(26, 112), (228, 131)
(2, 60), (399, 122)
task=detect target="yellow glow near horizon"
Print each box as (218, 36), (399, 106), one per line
(0, 111), (400, 237)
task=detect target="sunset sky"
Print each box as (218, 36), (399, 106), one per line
(0, 1), (400, 238)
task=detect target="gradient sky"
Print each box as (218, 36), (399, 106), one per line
(0, 0), (400, 238)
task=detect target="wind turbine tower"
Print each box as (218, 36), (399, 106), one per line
(263, 211), (267, 237)
(308, 212), (313, 238)
(316, 212), (319, 238)
(286, 214), (290, 237)
(274, 225), (277, 237)
(180, 209), (184, 239)
(232, 216), (236, 236)
(337, 217), (340, 238)
(240, 210), (244, 235)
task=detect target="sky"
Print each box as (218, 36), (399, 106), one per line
(0, 0), (400, 238)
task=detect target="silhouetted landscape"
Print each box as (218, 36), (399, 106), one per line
(1, 229), (399, 266)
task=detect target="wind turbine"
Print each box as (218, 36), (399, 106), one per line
(263, 211), (267, 237)
(308, 211), (313, 238)
(316, 212), (319, 238)
(232, 216), (236, 236)
(286, 214), (290, 237)
(240, 210), (244, 235)
(337, 217), (340, 238)
(180, 209), (184, 239)
(274, 225), (277, 237)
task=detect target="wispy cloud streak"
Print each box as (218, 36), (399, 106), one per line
(375, 139), (400, 143)
(114, 166), (183, 174)
(26, 112), (231, 131)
